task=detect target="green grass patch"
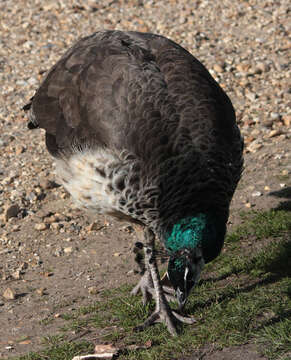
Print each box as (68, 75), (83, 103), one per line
(14, 341), (94, 360)
(14, 209), (291, 360)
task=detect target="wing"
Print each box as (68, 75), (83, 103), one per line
(27, 30), (241, 154)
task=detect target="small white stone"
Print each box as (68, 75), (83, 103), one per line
(64, 247), (73, 254)
(251, 191), (262, 197)
(34, 223), (48, 231)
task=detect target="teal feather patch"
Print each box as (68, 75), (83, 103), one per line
(165, 214), (207, 253)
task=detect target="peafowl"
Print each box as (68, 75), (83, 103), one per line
(24, 30), (244, 335)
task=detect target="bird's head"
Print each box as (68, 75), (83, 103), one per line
(164, 213), (225, 309)
(167, 246), (204, 309)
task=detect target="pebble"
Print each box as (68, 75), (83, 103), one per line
(54, 247), (64, 257)
(44, 216), (57, 224)
(12, 224), (21, 232)
(3, 288), (16, 300)
(246, 141), (263, 153)
(11, 270), (21, 280)
(88, 286), (99, 295)
(36, 288), (46, 296)
(270, 112), (281, 121)
(60, 192), (70, 199)
(4, 204), (20, 221)
(122, 225), (134, 233)
(51, 222), (62, 230)
(39, 179), (59, 190)
(282, 115), (291, 127)
(26, 191), (38, 202)
(236, 63), (250, 73)
(245, 91), (257, 102)
(64, 246), (73, 254)
(251, 191), (262, 197)
(19, 262), (28, 271)
(263, 119), (273, 128)
(256, 62), (270, 73)
(268, 129), (282, 138)
(15, 145), (26, 155)
(34, 223), (48, 231)
(213, 64), (224, 73)
(88, 222), (102, 231)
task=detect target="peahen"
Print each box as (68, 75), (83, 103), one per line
(24, 30), (244, 335)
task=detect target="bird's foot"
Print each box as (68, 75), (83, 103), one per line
(134, 302), (196, 336)
(132, 229), (195, 335)
(131, 272), (177, 305)
(130, 271), (155, 305)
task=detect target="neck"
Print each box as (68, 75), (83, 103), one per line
(165, 214), (208, 253)
(164, 213), (226, 262)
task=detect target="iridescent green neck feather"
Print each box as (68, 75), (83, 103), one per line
(165, 214), (207, 253)
(165, 213), (226, 263)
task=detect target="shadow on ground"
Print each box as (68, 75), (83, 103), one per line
(269, 186), (291, 211)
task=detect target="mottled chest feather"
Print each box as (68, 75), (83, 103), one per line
(56, 149), (122, 214)
(55, 149), (159, 225)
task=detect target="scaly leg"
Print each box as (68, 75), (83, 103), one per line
(134, 228), (196, 336)
(130, 241), (155, 304)
(131, 241), (177, 304)
(130, 269), (155, 305)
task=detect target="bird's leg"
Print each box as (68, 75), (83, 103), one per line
(130, 242), (176, 305)
(130, 241), (155, 305)
(134, 228), (196, 336)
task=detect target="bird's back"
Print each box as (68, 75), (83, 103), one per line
(27, 30), (243, 229)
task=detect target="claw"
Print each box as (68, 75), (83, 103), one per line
(134, 307), (178, 336)
(172, 310), (196, 324)
(134, 304), (196, 336)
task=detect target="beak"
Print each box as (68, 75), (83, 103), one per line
(176, 287), (187, 310)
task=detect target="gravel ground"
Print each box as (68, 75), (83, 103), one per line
(0, 0), (290, 358)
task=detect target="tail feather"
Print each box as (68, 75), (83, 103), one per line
(22, 97), (39, 129)
(22, 101), (32, 111)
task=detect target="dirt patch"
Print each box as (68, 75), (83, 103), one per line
(181, 344), (268, 360)
(0, 139), (290, 358)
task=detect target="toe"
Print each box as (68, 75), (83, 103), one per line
(172, 310), (196, 324)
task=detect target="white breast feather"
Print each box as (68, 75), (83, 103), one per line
(55, 149), (122, 214)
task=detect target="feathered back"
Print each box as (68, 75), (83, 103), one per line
(26, 30), (243, 229)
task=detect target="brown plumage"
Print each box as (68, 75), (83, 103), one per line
(25, 30), (243, 335)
